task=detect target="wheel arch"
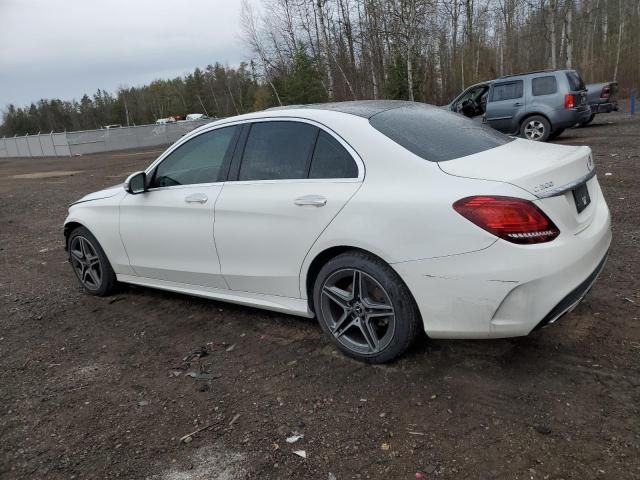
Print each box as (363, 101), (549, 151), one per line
(303, 245), (417, 316)
(519, 111), (552, 130)
(63, 221), (88, 250)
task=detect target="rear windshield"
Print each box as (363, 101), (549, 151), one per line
(565, 71), (586, 91)
(369, 104), (514, 162)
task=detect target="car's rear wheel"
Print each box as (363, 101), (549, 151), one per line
(549, 128), (565, 140)
(520, 115), (551, 142)
(580, 113), (596, 126)
(313, 251), (421, 363)
(68, 226), (117, 296)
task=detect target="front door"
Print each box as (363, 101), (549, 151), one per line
(119, 125), (239, 288)
(214, 120), (362, 298)
(485, 79), (525, 134)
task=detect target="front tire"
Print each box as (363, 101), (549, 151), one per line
(520, 115), (551, 142)
(312, 251), (421, 363)
(68, 226), (117, 296)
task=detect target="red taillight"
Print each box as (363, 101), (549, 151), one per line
(601, 86), (610, 99)
(453, 196), (560, 244)
(564, 93), (574, 109)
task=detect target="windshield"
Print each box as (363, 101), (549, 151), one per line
(369, 103), (514, 162)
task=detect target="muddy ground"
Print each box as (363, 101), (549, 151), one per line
(1, 112), (639, 480)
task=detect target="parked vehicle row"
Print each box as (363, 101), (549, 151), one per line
(65, 101), (611, 363)
(447, 69), (617, 141)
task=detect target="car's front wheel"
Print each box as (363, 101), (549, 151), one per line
(313, 251), (421, 363)
(68, 226), (117, 296)
(520, 115), (551, 142)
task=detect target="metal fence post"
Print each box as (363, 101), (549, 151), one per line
(631, 88), (636, 116)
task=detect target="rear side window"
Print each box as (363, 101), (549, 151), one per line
(309, 131), (358, 179)
(152, 126), (237, 187)
(490, 81), (523, 101)
(369, 103), (513, 162)
(532, 76), (558, 96)
(565, 71), (586, 91)
(238, 122), (317, 181)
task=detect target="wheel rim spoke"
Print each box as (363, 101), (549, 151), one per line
(322, 286), (351, 310)
(360, 318), (380, 353)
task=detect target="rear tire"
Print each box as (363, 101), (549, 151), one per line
(580, 114), (596, 126)
(549, 128), (565, 140)
(312, 251), (421, 363)
(520, 115), (551, 142)
(68, 226), (118, 296)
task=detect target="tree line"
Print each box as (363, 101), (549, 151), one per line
(2, 0), (638, 137)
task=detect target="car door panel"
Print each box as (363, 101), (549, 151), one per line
(485, 80), (525, 133)
(119, 185), (226, 288)
(214, 180), (360, 297)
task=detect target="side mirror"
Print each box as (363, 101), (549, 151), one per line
(124, 171), (147, 194)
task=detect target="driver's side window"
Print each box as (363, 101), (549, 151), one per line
(151, 126), (238, 188)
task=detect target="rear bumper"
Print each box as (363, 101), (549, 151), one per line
(533, 251), (608, 330)
(392, 190), (611, 339)
(554, 106), (592, 129)
(590, 102), (618, 114)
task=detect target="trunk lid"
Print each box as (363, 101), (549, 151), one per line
(438, 139), (598, 234)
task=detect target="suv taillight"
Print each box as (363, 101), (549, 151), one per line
(453, 196), (560, 244)
(564, 93), (574, 109)
(601, 86), (610, 99)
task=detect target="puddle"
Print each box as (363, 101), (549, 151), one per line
(10, 170), (82, 179)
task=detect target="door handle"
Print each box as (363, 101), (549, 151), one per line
(294, 195), (327, 207)
(513, 102), (523, 106)
(184, 193), (208, 204)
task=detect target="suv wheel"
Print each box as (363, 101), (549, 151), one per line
(520, 115), (551, 142)
(313, 251), (421, 363)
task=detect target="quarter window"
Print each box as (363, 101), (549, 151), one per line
(309, 131), (358, 179)
(490, 81), (523, 101)
(152, 126), (237, 187)
(532, 76), (558, 96)
(238, 121), (317, 181)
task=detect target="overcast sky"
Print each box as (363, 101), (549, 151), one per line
(0, 0), (257, 109)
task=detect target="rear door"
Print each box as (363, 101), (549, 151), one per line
(485, 79), (525, 133)
(214, 119), (362, 298)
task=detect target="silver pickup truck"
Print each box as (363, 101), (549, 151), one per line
(581, 82), (618, 125)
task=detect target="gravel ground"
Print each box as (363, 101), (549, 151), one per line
(1, 112), (639, 480)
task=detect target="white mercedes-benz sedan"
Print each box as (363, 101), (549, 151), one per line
(64, 101), (611, 363)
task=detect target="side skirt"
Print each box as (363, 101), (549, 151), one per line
(116, 274), (314, 318)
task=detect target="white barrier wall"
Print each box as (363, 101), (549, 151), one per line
(0, 120), (210, 159)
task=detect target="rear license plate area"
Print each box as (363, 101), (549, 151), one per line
(572, 183), (591, 213)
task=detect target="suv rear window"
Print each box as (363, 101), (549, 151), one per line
(532, 76), (558, 96)
(369, 104), (513, 162)
(565, 71), (586, 91)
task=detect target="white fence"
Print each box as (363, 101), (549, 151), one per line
(0, 120), (211, 159)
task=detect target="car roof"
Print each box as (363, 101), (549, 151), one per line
(265, 100), (438, 119)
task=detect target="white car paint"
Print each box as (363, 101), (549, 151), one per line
(65, 104), (611, 339)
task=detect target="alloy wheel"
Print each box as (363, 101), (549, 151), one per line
(69, 236), (103, 290)
(319, 268), (396, 355)
(524, 120), (545, 140)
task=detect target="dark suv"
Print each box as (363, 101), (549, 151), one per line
(446, 70), (591, 141)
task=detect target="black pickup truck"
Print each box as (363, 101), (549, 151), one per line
(582, 82), (618, 125)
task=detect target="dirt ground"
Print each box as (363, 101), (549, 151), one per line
(1, 112), (639, 480)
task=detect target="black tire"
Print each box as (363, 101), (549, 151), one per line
(549, 128), (565, 140)
(67, 226), (118, 296)
(312, 251), (421, 363)
(580, 114), (596, 126)
(520, 115), (551, 142)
